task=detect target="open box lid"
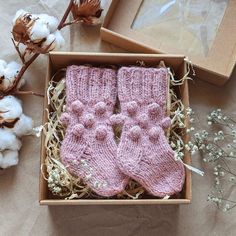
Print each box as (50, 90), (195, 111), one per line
(101, 0), (236, 86)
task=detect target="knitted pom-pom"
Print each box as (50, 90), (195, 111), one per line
(161, 117), (171, 129)
(110, 114), (126, 126)
(148, 102), (160, 117)
(71, 100), (84, 115)
(138, 113), (149, 128)
(94, 101), (106, 115)
(126, 101), (138, 116)
(72, 124), (85, 138)
(83, 114), (95, 128)
(95, 126), (107, 141)
(148, 127), (160, 141)
(60, 112), (70, 126)
(129, 125), (142, 141)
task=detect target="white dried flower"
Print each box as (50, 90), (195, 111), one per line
(223, 204), (230, 212)
(186, 107), (193, 116)
(219, 171), (225, 177)
(229, 176), (235, 182)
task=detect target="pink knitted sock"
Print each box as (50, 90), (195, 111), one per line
(60, 65), (128, 197)
(114, 67), (185, 197)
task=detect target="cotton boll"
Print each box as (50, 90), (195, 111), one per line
(0, 61), (22, 90)
(42, 30), (65, 51)
(0, 129), (22, 151)
(0, 59), (7, 68)
(100, 0), (107, 9)
(6, 114), (34, 137)
(0, 59), (7, 77)
(5, 61), (21, 73)
(12, 9), (28, 24)
(30, 20), (50, 42)
(0, 96), (22, 119)
(54, 30), (65, 49)
(0, 150), (19, 169)
(37, 14), (59, 33)
(4, 61), (21, 81)
(42, 33), (56, 51)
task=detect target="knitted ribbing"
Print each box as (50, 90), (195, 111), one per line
(116, 67), (185, 197)
(60, 65), (128, 197)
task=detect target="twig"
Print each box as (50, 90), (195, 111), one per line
(14, 90), (44, 97)
(59, 18), (81, 28)
(58, 0), (74, 30)
(3, 53), (40, 96)
(0, 0), (74, 99)
(11, 38), (25, 64)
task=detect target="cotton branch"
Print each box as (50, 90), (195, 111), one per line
(0, 53), (40, 98)
(1, 8), (70, 98)
(58, 0), (104, 29)
(58, 0), (74, 30)
(0, 0), (104, 99)
(11, 38), (25, 64)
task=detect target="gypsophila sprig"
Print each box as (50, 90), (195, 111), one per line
(187, 109), (236, 211)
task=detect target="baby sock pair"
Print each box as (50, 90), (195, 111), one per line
(60, 65), (185, 197)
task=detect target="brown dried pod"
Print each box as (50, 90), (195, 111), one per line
(12, 13), (35, 44)
(0, 76), (4, 91)
(71, 0), (103, 25)
(0, 116), (19, 129)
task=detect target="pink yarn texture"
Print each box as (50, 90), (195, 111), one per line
(116, 66), (185, 197)
(60, 65), (128, 197)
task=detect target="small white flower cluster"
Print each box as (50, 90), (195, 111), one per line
(0, 60), (24, 91)
(207, 195), (233, 212)
(213, 130), (225, 143)
(185, 141), (198, 155)
(47, 167), (67, 195)
(13, 9), (65, 51)
(0, 96), (33, 169)
(47, 155), (109, 196)
(207, 195), (222, 204)
(186, 108), (236, 211)
(207, 109), (232, 126)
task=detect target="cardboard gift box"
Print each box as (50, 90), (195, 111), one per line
(100, 0), (236, 86)
(40, 52), (191, 205)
